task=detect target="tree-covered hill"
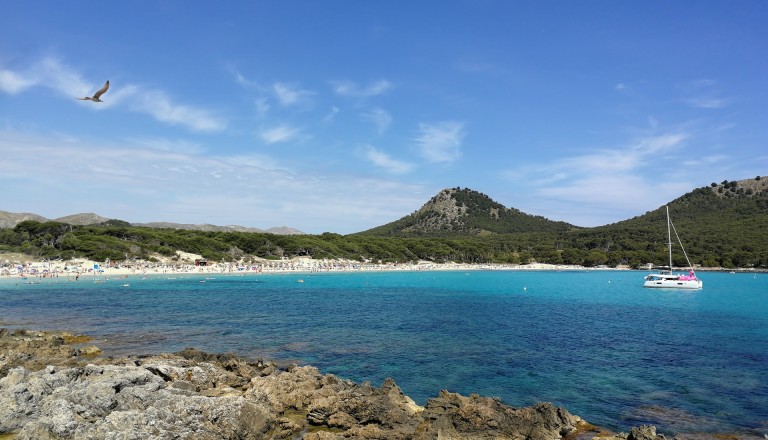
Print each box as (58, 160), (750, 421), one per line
(2, 177), (767, 269)
(357, 188), (575, 236)
(560, 176), (768, 268)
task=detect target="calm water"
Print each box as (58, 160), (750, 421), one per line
(1, 270), (766, 435)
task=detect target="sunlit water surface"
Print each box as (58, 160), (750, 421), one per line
(2, 270), (766, 435)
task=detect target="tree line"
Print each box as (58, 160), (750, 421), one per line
(3, 180), (767, 269)
(2, 216), (767, 269)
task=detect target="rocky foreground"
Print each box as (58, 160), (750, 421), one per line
(0, 329), (755, 440)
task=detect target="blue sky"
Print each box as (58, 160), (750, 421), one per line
(1, 1), (766, 234)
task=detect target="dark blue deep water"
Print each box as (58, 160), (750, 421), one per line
(2, 270), (767, 435)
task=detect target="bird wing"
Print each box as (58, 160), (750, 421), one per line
(92, 80), (110, 99)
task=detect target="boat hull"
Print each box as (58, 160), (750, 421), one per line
(642, 278), (703, 289)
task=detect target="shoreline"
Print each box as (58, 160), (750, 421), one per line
(0, 256), (609, 278)
(2, 255), (764, 280)
(2, 328), (764, 440)
(0, 328), (599, 439)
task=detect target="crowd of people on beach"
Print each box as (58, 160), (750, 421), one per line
(1, 256), (600, 280)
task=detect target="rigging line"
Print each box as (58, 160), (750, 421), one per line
(669, 218), (695, 269)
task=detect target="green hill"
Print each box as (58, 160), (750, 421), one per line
(357, 187), (575, 237)
(2, 177), (767, 269)
(563, 176), (768, 268)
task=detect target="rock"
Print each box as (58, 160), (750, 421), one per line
(0, 363), (269, 439)
(76, 345), (102, 356)
(628, 425), (660, 440)
(7, 328), (745, 440)
(0, 329), (93, 377)
(414, 391), (581, 439)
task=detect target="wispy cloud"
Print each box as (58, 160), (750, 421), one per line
(0, 57), (227, 132)
(362, 107), (392, 134)
(678, 78), (728, 109)
(132, 89), (227, 132)
(127, 137), (207, 155)
(0, 69), (36, 94)
(684, 98), (728, 109)
(682, 154), (729, 166)
(259, 124), (302, 144)
(364, 145), (414, 174)
(230, 68), (259, 88)
(228, 68), (272, 118)
(414, 122), (465, 163)
(505, 131), (689, 185)
(254, 97), (270, 118)
(331, 80), (391, 98)
(498, 128), (706, 225)
(630, 132), (689, 155)
(0, 57), (93, 99)
(322, 106), (340, 124)
(0, 129), (427, 233)
(273, 82), (314, 106)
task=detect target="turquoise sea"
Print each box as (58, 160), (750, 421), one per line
(1, 270), (766, 435)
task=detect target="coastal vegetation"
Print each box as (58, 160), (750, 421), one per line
(2, 178), (767, 269)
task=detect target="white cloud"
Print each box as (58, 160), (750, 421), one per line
(259, 124), (302, 144)
(414, 121), (465, 163)
(362, 107), (392, 134)
(127, 137), (207, 154)
(0, 129), (427, 234)
(231, 69), (258, 88)
(132, 89), (227, 132)
(228, 69), (272, 118)
(630, 132), (689, 155)
(496, 129), (713, 226)
(0, 57), (93, 99)
(0, 69), (36, 94)
(1, 57), (227, 131)
(364, 146), (414, 174)
(507, 132), (689, 184)
(331, 80), (391, 97)
(682, 154), (729, 166)
(273, 82), (314, 106)
(322, 106), (340, 124)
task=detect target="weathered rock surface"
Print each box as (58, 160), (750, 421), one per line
(0, 329), (760, 440)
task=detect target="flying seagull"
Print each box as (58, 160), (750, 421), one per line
(76, 80), (110, 102)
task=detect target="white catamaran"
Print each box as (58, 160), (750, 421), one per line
(643, 205), (703, 289)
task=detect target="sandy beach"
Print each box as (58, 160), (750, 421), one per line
(5, 251), (758, 281)
(1, 249), (627, 280)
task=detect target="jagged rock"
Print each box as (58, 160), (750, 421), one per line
(597, 425), (668, 440)
(6, 328), (734, 440)
(414, 391), (580, 440)
(628, 425), (662, 440)
(0, 329), (91, 377)
(0, 363), (270, 439)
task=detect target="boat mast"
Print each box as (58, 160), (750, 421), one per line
(666, 205), (673, 270)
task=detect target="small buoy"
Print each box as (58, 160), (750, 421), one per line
(523, 287), (527, 291)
